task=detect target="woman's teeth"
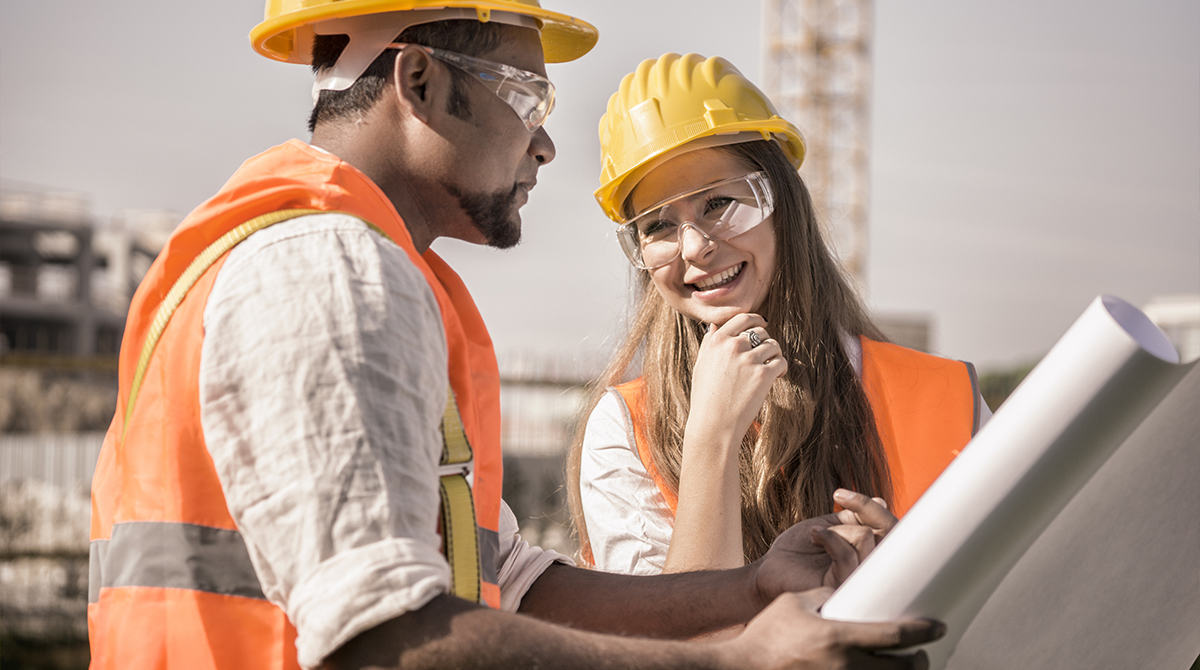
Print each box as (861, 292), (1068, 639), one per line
(693, 264), (743, 290)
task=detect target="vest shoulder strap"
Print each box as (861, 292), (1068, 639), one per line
(439, 387), (481, 603)
(123, 208), (323, 440)
(612, 379), (679, 513)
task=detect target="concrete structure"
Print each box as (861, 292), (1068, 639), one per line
(0, 186), (174, 361)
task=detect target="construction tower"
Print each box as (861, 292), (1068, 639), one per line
(762, 0), (874, 284)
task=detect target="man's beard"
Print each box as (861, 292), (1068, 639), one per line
(443, 181), (522, 249)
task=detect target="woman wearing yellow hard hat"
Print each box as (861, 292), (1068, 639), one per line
(568, 53), (989, 575)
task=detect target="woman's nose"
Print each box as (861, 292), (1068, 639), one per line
(678, 222), (717, 262)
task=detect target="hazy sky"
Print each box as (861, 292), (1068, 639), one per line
(2, 0), (1197, 371)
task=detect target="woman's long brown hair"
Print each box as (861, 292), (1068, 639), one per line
(567, 140), (892, 564)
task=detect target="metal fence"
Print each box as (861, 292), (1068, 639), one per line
(0, 432), (103, 489)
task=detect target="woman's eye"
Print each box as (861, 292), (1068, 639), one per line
(640, 219), (674, 237)
(704, 196), (735, 216)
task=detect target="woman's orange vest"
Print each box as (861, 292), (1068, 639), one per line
(613, 338), (980, 522)
(88, 140), (503, 669)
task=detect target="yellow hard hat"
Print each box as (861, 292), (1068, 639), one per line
(251, 0), (597, 66)
(595, 53), (805, 223)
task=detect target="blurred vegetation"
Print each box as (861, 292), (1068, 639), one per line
(0, 367), (116, 433)
(0, 481), (91, 670)
(978, 361), (1038, 413)
(0, 633), (89, 670)
(0, 364), (105, 669)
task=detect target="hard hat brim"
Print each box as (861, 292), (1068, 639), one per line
(594, 124), (806, 223)
(251, 0), (598, 65)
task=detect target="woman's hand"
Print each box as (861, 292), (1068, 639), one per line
(664, 314), (787, 573)
(687, 313), (787, 446)
(810, 489), (899, 587)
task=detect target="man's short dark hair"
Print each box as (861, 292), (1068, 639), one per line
(308, 19), (508, 132)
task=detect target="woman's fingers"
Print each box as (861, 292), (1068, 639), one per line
(827, 524), (875, 561)
(703, 314), (784, 369)
(717, 312), (768, 335)
(742, 326), (769, 350)
(700, 314), (768, 355)
(833, 488), (899, 537)
(689, 312), (785, 435)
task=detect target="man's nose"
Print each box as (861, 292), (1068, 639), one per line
(530, 125), (556, 165)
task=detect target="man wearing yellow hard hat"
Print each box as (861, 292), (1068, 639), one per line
(86, 2), (943, 668)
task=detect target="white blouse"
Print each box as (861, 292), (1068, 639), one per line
(579, 335), (991, 575)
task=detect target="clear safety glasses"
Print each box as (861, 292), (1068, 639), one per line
(389, 43), (556, 132)
(616, 171), (775, 270)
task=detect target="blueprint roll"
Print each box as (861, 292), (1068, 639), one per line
(820, 295), (1197, 669)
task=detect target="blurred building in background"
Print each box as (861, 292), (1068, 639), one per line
(1144, 294), (1200, 363)
(1, 188), (115, 360)
(0, 185), (176, 668)
(497, 352), (596, 557)
(875, 313), (931, 353)
(0, 186), (175, 363)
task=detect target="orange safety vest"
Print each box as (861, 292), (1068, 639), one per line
(88, 140), (503, 669)
(612, 337), (979, 523)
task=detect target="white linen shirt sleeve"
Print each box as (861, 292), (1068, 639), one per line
(199, 213), (560, 669)
(496, 500), (573, 612)
(578, 390), (675, 575)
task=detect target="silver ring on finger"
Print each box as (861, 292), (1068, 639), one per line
(746, 330), (763, 349)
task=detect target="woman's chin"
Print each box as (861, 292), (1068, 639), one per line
(685, 306), (751, 328)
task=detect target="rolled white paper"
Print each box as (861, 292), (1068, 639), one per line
(820, 295), (1197, 668)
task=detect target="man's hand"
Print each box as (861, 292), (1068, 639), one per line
(518, 489), (905, 649)
(720, 588), (944, 670)
(752, 513), (841, 602)
(753, 489), (900, 604)
(811, 489), (899, 587)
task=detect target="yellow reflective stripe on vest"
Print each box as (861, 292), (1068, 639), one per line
(120, 208), (483, 603)
(440, 387), (482, 603)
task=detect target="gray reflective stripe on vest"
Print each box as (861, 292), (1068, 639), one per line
(478, 527), (499, 586)
(89, 521), (265, 604)
(89, 524), (501, 604)
(965, 361), (981, 436)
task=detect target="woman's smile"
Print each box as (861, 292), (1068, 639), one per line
(633, 149), (777, 326)
(689, 262), (744, 292)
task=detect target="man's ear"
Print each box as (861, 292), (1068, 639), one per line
(392, 47), (438, 125)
